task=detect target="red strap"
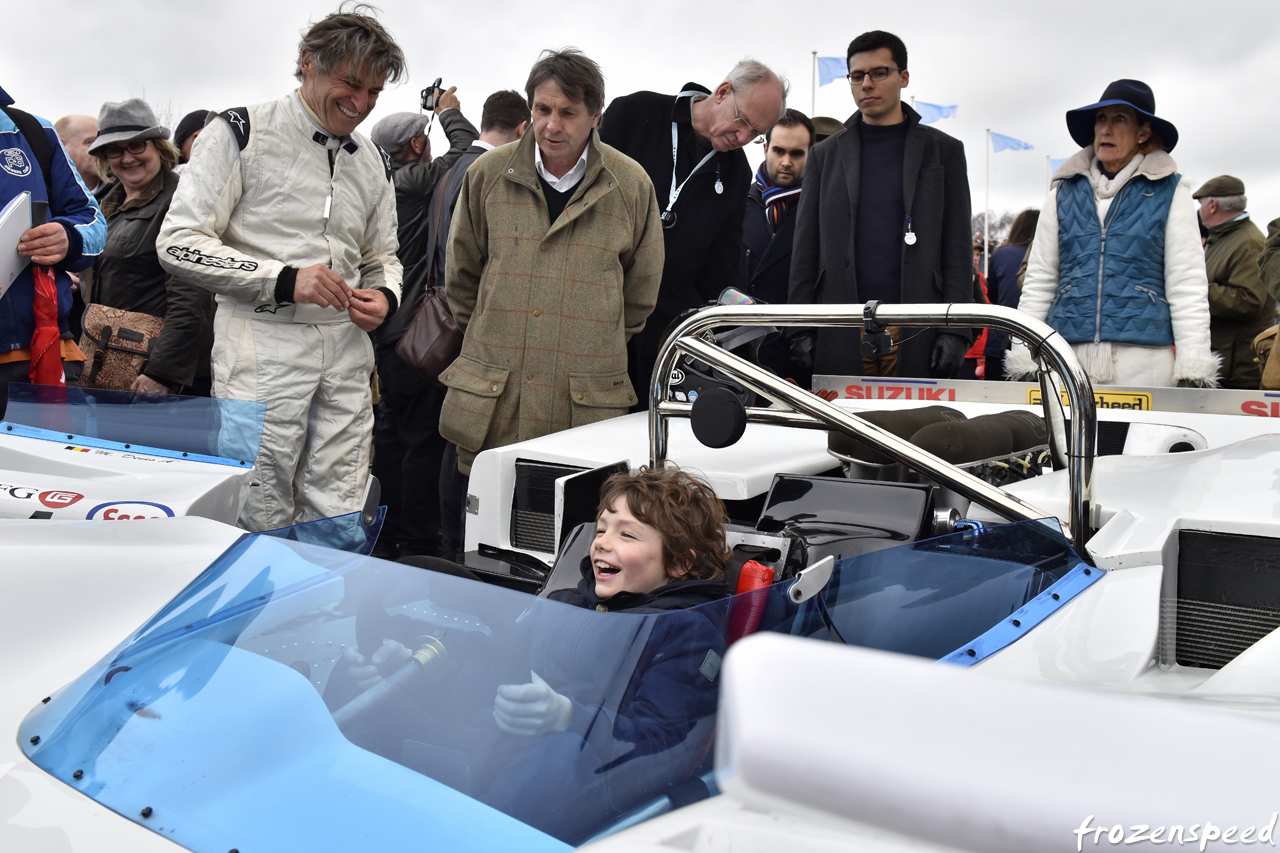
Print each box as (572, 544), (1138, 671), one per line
(28, 265), (64, 387)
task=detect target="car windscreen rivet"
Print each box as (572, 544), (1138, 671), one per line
(1084, 568), (1092, 575)
(5, 425), (11, 431)
(28, 735), (39, 744)
(229, 849), (240, 853)
(966, 648), (976, 657)
(125, 444), (131, 449)
(73, 770), (83, 779)
(1052, 593), (1060, 600)
(1012, 619), (1021, 627)
(183, 452), (188, 457)
(141, 807), (153, 818)
(41, 696), (50, 704)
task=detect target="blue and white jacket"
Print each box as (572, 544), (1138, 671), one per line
(1009, 148), (1218, 385)
(0, 85), (105, 352)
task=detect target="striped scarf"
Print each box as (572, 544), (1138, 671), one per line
(754, 162), (803, 232)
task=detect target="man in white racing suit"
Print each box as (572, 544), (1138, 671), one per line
(158, 8), (406, 530)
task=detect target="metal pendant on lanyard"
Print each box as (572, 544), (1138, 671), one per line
(661, 91), (717, 230)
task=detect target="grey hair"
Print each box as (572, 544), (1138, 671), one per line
(294, 3), (406, 84)
(724, 58), (789, 123)
(1211, 194), (1247, 212)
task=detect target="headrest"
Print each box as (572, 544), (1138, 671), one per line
(828, 406), (966, 464)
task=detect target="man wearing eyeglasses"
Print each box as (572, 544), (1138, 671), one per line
(599, 60), (786, 408)
(789, 30), (972, 382)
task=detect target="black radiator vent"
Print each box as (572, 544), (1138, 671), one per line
(1063, 419), (1130, 456)
(1096, 421), (1131, 457)
(1176, 530), (1280, 669)
(510, 459), (586, 554)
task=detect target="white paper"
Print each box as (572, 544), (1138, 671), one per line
(0, 191), (33, 300)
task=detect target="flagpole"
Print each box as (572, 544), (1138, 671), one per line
(811, 51), (817, 115)
(1045, 155), (1051, 192)
(984, 129), (990, 276)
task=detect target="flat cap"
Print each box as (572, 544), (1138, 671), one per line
(1193, 175), (1246, 199)
(370, 112), (427, 154)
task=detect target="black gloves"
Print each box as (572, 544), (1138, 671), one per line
(929, 333), (968, 378)
(788, 330), (815, 376)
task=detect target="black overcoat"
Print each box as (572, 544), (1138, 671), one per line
(741, 184), (799, 376)
(788, 103), (973, 379)
(599, 84), (751, 404)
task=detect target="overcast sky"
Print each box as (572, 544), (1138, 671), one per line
(6, 0), (1279, 230)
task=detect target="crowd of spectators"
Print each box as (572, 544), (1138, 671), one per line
(4, 10), (1277, 550)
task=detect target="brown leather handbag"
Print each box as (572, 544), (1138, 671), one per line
(395, 163), (463, 387)
(79, 303), (165, 390)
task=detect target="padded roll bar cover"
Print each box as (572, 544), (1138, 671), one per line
(911, 410), (1046, 465)
(980, 410), (1047, 449)
(691, 386), (749, 449)
(827, 406), (966, 464)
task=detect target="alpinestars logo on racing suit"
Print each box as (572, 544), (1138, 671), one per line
(166, 246), (259, 271)
(1, 148), (32, 177)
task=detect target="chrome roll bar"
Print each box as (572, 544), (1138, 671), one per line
(647, 303), (1097, 555)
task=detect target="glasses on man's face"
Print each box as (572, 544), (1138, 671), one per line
(102, 140), (149, 160)
(730, 87), (768, 144)
(846, 66), (904, 85)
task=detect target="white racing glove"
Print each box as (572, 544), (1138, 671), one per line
(494, 672), (573, 736)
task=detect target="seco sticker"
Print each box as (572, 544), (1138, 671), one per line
(85, 501), (176, 521)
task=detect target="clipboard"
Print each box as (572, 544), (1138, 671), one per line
(0, 190), (33, 301)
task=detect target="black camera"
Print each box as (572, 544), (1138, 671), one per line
(420, 78), (443, 111)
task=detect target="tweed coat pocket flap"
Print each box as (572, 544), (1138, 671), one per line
(568, 371), (637, 409)
(440, 356), (510, 397)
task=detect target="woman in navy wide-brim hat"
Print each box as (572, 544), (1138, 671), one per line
(1006, 79), (1218, 388)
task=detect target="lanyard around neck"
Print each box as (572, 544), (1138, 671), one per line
(663, 91), (717, 224)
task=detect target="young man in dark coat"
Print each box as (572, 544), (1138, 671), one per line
(599, 61), (786, 407)
(741, 109), (813, 379)
(788, 31), (973, 381)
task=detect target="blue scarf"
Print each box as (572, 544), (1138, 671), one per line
(754, 162), (802, 232)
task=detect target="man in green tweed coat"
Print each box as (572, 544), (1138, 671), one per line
(440, 49), (664, 484)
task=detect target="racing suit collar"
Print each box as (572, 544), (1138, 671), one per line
(292, 89), (357, 153)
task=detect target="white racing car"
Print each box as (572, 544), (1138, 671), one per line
(0, 384), (265, 525)
(5, 304), (1280, 852)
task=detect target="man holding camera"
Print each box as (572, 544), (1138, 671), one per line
(368, 85), (477, 558)
(159, 8), (405, 531)
(371, 85), (478, 273)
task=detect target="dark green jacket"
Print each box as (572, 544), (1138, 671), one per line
(1260, 216), (1280, 302)
(1206, 215), (1271, 388)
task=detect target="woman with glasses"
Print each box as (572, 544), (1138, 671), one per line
(1006, 80), (1217, 387)
(85, 98), (212, 394)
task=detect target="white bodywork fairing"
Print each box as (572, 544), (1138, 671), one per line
(0, 518), (244, 851)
